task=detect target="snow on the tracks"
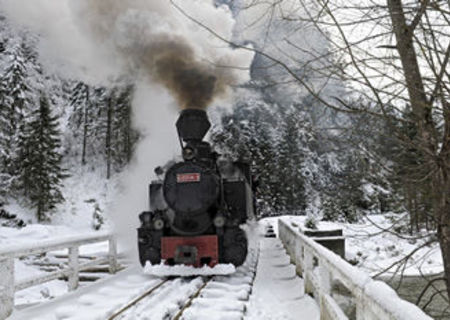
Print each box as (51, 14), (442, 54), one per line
(245, 237), (320, 320)
(144, 262), (235, 277)
(117, 277), (205, 320)
(9, 267), (162, 320)
(180, 248), (258, 320)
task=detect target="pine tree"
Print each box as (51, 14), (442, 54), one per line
(0, 39), (36, 201)
(0, 87), (11, 202)
(69, 82), (94, 165)
(275, 105), (309, 214)
(17, 93), (66, 221)
(2, 41), (33, 133)
(113, 85), (137, 167)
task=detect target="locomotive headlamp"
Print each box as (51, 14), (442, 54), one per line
(182, 146), (196, 161)
(213, 215), (226, 228)
(153, 218), (164, 230)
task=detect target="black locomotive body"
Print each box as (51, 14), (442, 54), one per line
(138, 109), (254, 268)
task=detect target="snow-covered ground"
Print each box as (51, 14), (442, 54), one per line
(2, 164), (117, 230)
(14, 260), (68, 307)
(264, 215), (443, 277)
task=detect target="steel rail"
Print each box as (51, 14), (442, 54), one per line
(172, 277), (212, 320)
(107, 279), (170, 320)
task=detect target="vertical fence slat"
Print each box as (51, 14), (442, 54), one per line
(108, 237), (118, 274)
(303, 248), (315, 295)
(0, 257), (14, 319)
(68, 246), (79, 291)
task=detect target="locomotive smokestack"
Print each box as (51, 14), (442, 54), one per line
(176, 109), (211, 142)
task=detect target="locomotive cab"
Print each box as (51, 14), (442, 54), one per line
(138, 109), (252, 269)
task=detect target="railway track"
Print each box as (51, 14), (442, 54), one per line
(172, 278), (213, 320)
(106, 253), (258, 320)
(168, 246), (260, 320)
(103, 239), (260, 320)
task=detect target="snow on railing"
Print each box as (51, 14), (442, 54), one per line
(0, 232), (118, 319)
(278, 219), (433, 320)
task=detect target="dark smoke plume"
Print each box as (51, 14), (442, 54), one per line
(69, 1), (241, 110)
(145, 39), (232, 110)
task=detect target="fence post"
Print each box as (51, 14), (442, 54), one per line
(0, 257), (14, 319)
(68, 247), (79, 291)
(295, 241), (304, 276)
(108, 237), (118, 274)
(319, 261), (332, 295)
(303, 249), (315, 295)
(319, 261), (332, 320)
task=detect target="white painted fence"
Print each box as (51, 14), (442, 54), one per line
(0, 232), (118, 319)
(278, 219), (433, 320)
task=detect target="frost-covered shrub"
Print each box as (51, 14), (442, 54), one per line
(321, 195), (360, 223)
(304, 216), (318, 230)
(92, 203), (104, 231)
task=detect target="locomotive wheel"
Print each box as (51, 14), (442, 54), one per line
(222, 228), (248, 266)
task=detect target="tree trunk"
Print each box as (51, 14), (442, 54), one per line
(437, 102), (450, 300)
(387, 0), (436, 150)
(106, 94), (113, 180)
(81, 89), (89, 166)
(388, 0), (450, 299)
(433, 166), (450, 300)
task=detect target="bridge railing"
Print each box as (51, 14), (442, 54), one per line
(278, 219), (432, 320)
(0, 232), (118, 319)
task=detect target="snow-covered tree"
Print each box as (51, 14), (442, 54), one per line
(17, 93), (65, 221)
(112, 85), (138, 168)
(0, 41), (34, 173)
(69, 81), (95, 165)
(275, 105), (308, 214)
(68, 82), (137, 177)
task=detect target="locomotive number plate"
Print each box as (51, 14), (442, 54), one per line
(177, 173), (201, 183)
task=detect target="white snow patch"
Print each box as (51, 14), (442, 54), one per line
(144, 262), (236, 277)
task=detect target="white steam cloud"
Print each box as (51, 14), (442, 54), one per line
(0, 0), (254, 257)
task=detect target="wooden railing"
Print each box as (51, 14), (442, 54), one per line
(0, 232), (118, 319)
(278, 219), (432, 320)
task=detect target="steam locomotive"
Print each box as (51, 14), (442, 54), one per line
(137, 109), (254, 268)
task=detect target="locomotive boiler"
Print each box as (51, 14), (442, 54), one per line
(138, 109), (254, 268)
